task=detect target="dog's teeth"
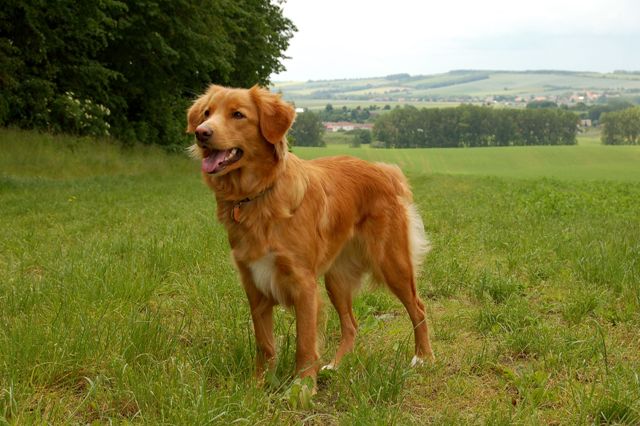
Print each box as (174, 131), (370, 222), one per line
(224, 149), (237, 161)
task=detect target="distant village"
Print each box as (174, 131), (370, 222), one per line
(323, 122), (374, 132)
(483, 91), (603, 108)
(367, 90), (614, 108)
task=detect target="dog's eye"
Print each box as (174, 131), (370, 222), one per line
(232, 111), (245, 119)
(203, 110), (210, 118)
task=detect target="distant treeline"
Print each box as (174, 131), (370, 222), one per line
(0, 1), (294, 148)
(373, 105), (578, 148)
(318, 104), (377, 123)
(601, 107), (640, 145)
(527, 99), (637, 123)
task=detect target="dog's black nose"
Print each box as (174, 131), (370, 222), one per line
(195, 125), (213, 146)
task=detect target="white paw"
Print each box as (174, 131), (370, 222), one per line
(410, 355), (424, 368)
(321, 362), (336, 371)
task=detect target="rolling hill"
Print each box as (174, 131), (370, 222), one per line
(273, 70), (640, 109)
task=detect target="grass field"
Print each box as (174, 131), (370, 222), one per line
(1, 128), (639, 424)
(305, 133), (640, 182)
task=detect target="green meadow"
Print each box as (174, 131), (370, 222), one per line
(1, 128), (639, 424)
(314, 132), (640, 181)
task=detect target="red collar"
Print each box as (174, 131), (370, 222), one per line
(230, 188), (271, 223)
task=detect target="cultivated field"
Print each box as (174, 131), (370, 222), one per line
(297, 100), (463, 111)
(1, 128), (639, 424)
(274, 70), (640, 109)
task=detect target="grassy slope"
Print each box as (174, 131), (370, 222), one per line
(1, 128), (639, 424)
(417, 72), (640, 97)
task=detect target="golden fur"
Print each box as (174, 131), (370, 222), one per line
(187, 85), (435, 381)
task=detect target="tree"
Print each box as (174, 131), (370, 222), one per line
(372, 113), (395, 147)
(351, 129), (371, 147)
(289, 111), (325, 147)
(588, 100), (634, 123)
(601, 107), (640, 145)
(0, 1), (124, 130)
(372, 105), (578, 148)
(526, 100), (558, 109)
(0, 0), (296, 148)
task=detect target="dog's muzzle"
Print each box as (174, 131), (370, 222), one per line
(195, 125), (213, 147)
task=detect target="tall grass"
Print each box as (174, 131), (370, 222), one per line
(1, 128), (639, 423)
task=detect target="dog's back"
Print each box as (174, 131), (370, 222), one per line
(307, 156), (430, 282)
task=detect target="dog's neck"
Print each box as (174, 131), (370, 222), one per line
(208, 152), (308, 226)
(206, 152), (285, 203)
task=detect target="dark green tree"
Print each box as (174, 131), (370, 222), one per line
(526, 100), (558, 109)
(588, 100), (634, 123)
(0, 0), (296, 147)
(289, 110), (325, 147)
(351, 129), (371, 147)
(373, 105), (578, 148)
(0, 1), (124, 130)
(601, 107), (640, 145)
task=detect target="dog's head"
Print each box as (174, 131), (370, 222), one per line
(186, 85), (296, 177)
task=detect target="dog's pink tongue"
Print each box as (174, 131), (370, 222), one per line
(202, 151), (227, 174)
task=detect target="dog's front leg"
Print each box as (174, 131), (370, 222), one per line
(249, 294), (276, 379)
(290, 276), (321, 380)
(238, 266), (276, 380)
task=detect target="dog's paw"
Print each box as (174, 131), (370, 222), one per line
(410, 352), (436, 368)
(320, 361), (336, 371)
(410, 355), (424, 368)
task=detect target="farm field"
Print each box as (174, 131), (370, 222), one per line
(297, 99), (463, 111)
(1, 128), (639, 424)
(274, 70), (640, 108)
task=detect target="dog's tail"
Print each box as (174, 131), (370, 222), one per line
(406, 202), (431, 277)
(375, 163), (431, 278)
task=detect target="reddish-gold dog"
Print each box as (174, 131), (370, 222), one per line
(187, 85), (435, 381)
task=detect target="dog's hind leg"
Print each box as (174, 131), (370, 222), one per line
(368, 202), (435, 365)
(323, 268), (362, 370)
(381, 253), (435, 364)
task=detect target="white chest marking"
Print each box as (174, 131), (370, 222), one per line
(248, 252), (284, 304)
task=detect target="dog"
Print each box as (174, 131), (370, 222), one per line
(187, 85), (435, 382)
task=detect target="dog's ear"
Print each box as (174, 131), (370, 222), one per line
(250, 85), (295, 158)
(186, 85), (219, 133)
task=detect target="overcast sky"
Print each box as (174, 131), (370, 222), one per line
(272, 0), (640, 81)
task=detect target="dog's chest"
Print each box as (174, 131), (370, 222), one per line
(248, 252), (285, 305)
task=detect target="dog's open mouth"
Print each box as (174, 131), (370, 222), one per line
(201, 148), (244, 174)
